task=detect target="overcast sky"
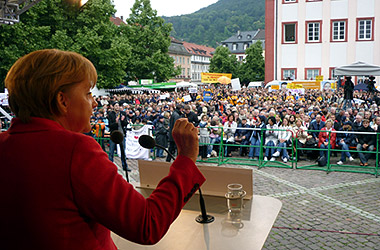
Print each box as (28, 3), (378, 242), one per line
(113, 0), (218, 18)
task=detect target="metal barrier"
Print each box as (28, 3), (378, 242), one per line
(295, 129), (379, 177)
(197, 126), (379, 177)
(198, 126), (295, 169)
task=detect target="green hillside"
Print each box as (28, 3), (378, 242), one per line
(162, 0), (265, 48)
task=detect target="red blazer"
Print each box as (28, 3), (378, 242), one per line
(318, 127), (337, 149)
(0, 118), (205, 250)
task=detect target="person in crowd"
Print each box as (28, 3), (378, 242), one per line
(336, 121), (356, 165)
(343, 76), (354, 109)
(94, 117), (106, 151)
(184, 104), (199, 127)
(318, 119), (337, 162)
(309, 114), (325, 141)
(264, 116), (279, 161)
(207, 116), (223, 157)
(0, 49), (205, 250)
(107, 102), (130, 171)
(223, 114), (237, 157)
(198, 114), (210, 160)
(154, 115), (168, 158)
(248, 115), (266, 160)
(234, 116), (252, 156)
(292, 118), (309, 161)
(352, 114), (363, 131)
(166, 104), (184, 162)
(356, 119), (376, 166)
(274, 117), (292, 162)
(371, 116), (380, 131)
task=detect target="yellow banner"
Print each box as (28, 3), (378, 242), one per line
(201, 73), (232, 83)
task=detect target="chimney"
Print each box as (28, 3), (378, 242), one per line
(237, 30), (241, 36)
(120, 16), (124, 21)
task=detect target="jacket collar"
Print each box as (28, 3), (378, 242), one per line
(8, 117), (66, 134)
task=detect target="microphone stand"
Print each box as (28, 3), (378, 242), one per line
(119, 142), (130, 183)
(156, 144), (214, 224)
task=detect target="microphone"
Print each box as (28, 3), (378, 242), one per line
(138, 134), (214, 224)
(110, 130), (129, 182)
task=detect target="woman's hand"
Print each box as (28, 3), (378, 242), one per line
(172, 118), (199, 163)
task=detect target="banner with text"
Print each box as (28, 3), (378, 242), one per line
(201, 73), (232, 83)
(123, 125), (151, 160)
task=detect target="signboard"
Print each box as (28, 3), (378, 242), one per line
(290, 81), (320, 89)
(139, 79), (154, 85)
(203, 91), (213, 102)
(189, 87), (197, 93)
(183, 95), (192, 102)
(286, 83), (303, 89)
(231, 78), (241, 91)
(122, 125), (151, 160)
(160, 93), (170, 100)
(0, 93), (8, 106)
(316, 75), (323, 81)
(201, 73), (232, 83)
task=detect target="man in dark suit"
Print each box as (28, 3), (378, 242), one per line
(184, 104), (199, 127)
(107, 102), (129, 171)
(308, 114), (325, 141)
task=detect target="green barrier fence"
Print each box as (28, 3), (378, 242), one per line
(197, 127), (379, 177)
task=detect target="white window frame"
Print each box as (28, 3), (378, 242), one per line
(358, 19), (373, 40)
(307, 21), (321, 42)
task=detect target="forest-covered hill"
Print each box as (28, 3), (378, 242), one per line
(163, 0), (265, 48)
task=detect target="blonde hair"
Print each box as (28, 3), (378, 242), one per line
(5, 49), (97, 123)
(325, 119), (333, 125)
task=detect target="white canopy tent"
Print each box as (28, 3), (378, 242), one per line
(335, 61), (380, 76)
(175, 81), (197, 88)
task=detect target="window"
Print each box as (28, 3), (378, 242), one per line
(244, 43), (249, 50)
(357, 18), (374, 41)
(283, 0), (297, 3)
(329, 67), (336, 80)
(232, 43), (238, 50)
(283, 22), (297, 43)
(282, 69), (296, 80)
(238, 56), (244, 61)
(247, 35), (251, 39)
(306, 21), (322, 43)
(305, 68), (321, 80)
(331, 19), (347, 42)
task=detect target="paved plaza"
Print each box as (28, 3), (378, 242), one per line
(116, 156), (380, 250)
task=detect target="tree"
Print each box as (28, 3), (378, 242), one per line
(0, 0), (132, 89)
(125, 0), (178, 82)
(238, 41), (265, 84)
(209, 46), (239, 77)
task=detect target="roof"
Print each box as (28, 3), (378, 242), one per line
(109, 17), (126, 26)
(168, 37), (192, 56)
(182, 41), (215, 57)
(222, 30), (263, 43)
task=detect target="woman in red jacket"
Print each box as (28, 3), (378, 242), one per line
(318, 119), (337, 160)
(0, 49), (205, 250)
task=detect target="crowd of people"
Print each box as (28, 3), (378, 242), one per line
(84, 78), (380, 166)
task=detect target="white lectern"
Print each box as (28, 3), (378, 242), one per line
(112, 193), (282, 250)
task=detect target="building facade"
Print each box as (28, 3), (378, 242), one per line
(182, 41), (215, 83)
(265, 0), (380, 83)
(221, 30), (265, 62)
(168, 37), (192, 82)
